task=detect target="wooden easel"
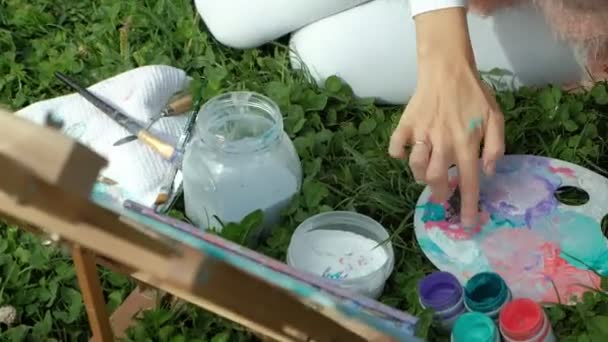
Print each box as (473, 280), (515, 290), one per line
(0, 110), (403, 342)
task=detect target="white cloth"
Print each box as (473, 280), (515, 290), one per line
(16, 65), (192, 208)
(409, 0), (467, 17)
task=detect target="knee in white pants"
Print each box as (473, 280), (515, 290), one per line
(289, 0), (417, 105)
(194, 0), (372, 49)
(289, 0), (584, 105)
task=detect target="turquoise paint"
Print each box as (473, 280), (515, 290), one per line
(487, 214), (518, 229)
(479, 213), (520, 235)
(452, 312), (498, 342)
(468, 117), (484, 131)
(533, 209), (608, 273)
(464, 272), (509, 313)
(591, 250), (608, 276)
(418, 237), (448, 257)
(419, 202), (446, 222)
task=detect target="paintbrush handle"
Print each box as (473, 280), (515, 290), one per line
(153, 110), (197, 207)
(165, 95), (192, 117)
(137, 131), (182, 163)
(55, 72), (141, 135)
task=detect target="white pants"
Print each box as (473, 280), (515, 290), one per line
(195, 0), (584, 104)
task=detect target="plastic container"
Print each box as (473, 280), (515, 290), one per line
(452, 312), (501, 342)
(499, 298), (556, 342)
(464, 272), (512, 321)
(182, 91), (302, 241)
(286, 211), (394, 298)
(418, 271), (466, 331)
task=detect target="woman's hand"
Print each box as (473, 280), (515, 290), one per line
(389, 7), (505, 227)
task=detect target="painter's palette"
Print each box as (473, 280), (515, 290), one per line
(414, 155), (608, 304)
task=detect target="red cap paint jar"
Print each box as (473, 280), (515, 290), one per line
(418, 271), (466, 331)
(499, 298), (555, 342)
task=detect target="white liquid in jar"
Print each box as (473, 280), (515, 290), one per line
(183, 112), (300, 234)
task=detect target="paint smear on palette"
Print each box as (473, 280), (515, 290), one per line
(414, 155), (608, 305)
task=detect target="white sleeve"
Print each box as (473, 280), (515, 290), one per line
(409, 0), (467, 18)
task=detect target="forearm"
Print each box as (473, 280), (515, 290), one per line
(408, 1), (475, 73)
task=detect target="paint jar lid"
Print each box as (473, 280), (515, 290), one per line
(499, 298), (544, 340)
(452, 312), (498, 342)
(464, 272), (509, 313)
(418, 271), (463, 311)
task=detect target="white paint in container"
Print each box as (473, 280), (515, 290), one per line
(287, 211), (394, 298)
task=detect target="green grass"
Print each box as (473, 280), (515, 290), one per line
(2, 0), (608, 341)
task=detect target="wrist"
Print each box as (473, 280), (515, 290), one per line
(414, 7), (475, 70)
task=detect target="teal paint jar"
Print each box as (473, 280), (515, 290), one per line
(464, 272), (511, 320)
(451, 312), (500, 342)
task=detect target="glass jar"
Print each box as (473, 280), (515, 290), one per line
(182, 91), (302, 240)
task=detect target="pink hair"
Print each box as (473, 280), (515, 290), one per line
(470, 0), (608, 75)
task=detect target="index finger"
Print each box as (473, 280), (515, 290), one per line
(455, 140), (481, 228)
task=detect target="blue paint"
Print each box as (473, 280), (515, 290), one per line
(418, 237), (448, 257)
(487, 214), (518, 229)
(530, 209), (608, 275)
(590, 250), (608, 276)
(419, 202), (446, 222)
(540, 210), (608, 273)
(478, 214), (519, 236)
(323, 267), (348, 280)
(90, 183), (131, 212)
(468, 117), (483, 131)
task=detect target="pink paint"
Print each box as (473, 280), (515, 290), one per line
(541, 263), (600, 303)
(122, 87), (135, 101)
(548, 166), (576, 178)
(424, 211), (490, 240)
(426, 177), (491, 240)
(481, 228), (600, 303)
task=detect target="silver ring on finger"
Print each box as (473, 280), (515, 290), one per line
(413, 139), (432, 152)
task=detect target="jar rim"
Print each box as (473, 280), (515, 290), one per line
(195, 91), (283, 153)
(286, 211), (395, 285)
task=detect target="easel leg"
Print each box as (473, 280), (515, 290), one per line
(72, 245), (114, 342)
(108, 286), (162, 339)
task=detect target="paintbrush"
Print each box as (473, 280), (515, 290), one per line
(153, 111), (197, 210)
(113, 94), (193, 146)
(54, 72), (183, 165)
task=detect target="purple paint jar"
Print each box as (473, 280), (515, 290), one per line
(418, 271), (466, 331)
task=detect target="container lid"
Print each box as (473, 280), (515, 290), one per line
(499, 298), (544, 340)
(418, 271), (463, 311)
(464, 272), (508, 313)
(452, 312), (497, 342)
